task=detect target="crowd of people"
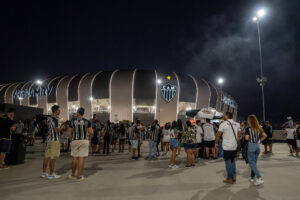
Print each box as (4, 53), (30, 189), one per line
(1, 105), (300, 185)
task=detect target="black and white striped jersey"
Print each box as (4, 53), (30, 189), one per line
(70, 117), (91, 140)
(47, 116), (59, 141)
(245, 127), (261, 143)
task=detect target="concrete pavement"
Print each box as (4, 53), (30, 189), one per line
(0, 141), (300, 200)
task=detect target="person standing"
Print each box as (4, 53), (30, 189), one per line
(195, 120), (203, 159)
(245, 114), (267, 186)
(284, 125), (297, 156)
(15, 120), (24, 135)
(215, 112), (241, 184)
(162, 122), (171, 156)
(102, 121), (111, 155)
(68, 108), (93, 181)
(136, 120), (144, 158)
(0, 108), (16, 169)
(203, 119), (216, 159)
(118, 123), (126, 152)
(169, 121), (179, 168)
(182, 120), (197, 168)
(262, 121), (273, 154)
(28, 117), (38, 146)
(41, 105), (64, 179)
(147, 120), (159, 160)
(177, 119), (184, 156)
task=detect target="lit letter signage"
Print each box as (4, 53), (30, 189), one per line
(14, 86), (54, 99)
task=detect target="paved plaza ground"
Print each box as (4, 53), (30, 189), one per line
(1, 141), (300, 200)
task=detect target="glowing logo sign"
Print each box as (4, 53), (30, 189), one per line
(14, 86), (54, 99)
(223, 96), (235, 108)
(160, 82), (177, 102)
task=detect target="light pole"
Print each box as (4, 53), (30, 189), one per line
(253, 9), (267, 121)
(156, 79), (162, 122)
(217, 77), (224, 112)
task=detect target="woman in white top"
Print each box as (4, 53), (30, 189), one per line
(162, 122), (171, 156)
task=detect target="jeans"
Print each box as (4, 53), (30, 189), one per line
(148, 139), (157, 158)
(218, 139), (223, 158)
(248, 142), (261, 178)
(225, 159), (236, 180)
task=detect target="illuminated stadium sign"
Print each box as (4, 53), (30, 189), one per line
(223, 96), (235, 108)
(160, 82), (177, 102)
(14, 86), (54, 99)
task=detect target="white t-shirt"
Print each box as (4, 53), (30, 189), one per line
(219, 119), (240, 151)
(203, 123), (215, 141)
(286, 128), (295, 139)
(196, 125), (203, 143)
(162, 129), (171, 142)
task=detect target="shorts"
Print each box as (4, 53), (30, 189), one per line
(196, 143), (202, 148)
(287, 139), (297, 149)
(178, 143), (184, 147)
(223, 150), (237, 161)
(131, 140), (138, 149)
(204, 140), (215, 148)
(262, 137), (272, 145)
(0, 140), (12, 153)
(184, 143), (197, 149)
(170, 138), (179, 149)
(91, 137), (99, 145)
(71, 140), (89, 157)
(45, 141), (61, 159)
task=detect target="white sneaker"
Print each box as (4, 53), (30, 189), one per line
(168, 164), (173, 168)
(254, 178), (264, 186)
(47, 173), (61, 180)
(249, 178), (255, 183)
(40, 173), (48, 178)
(171, 164), (179, 169)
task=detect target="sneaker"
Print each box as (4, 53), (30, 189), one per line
(68, 174), (77, 180)
(168, 164), (173, 168)
(75, 176), (85, 182)
(40, 173), (48, 178)
(47, 173), (61, 180)
(233, 176), (237, 183)
(249, 178), (255, 183)
(171, 164), (179, 169)
(254, 178), (264, 186)
(0, 165), (9, 170)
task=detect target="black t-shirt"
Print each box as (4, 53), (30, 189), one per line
(0, 115), (15, 140)
(263, 125), (272, 137)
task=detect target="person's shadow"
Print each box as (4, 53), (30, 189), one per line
(191, 185), (266, 200)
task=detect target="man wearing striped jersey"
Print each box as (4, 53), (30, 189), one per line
(41, 105), (64, 179)
(68, 107), (93, 181)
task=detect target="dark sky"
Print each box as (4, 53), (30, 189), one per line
(1, 0), (299, 122)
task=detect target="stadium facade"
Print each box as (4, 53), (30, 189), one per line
(0, 70), (237, 125)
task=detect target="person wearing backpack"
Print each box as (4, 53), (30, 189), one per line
(245, 114), (267, 186)
(215, 112), (241, 184)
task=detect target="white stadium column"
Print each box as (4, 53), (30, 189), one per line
(79, 72), (99, 120)
(5, 82), (23, 104)
(155, 72), (179, 125)
(56, 75), (77, 121)
(110, 70), (134, 122)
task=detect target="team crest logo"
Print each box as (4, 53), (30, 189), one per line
(160, 82), (177, 102)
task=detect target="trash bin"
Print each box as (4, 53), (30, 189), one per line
(5, 134), (26, 165)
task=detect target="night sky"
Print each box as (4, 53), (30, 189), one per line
(1, 0), (299, 122)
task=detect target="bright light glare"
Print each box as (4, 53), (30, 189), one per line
(133, 106), (137, 110)
(218, 78), (224, 84)
(36, 80), (43, 85)
(89, 97), (94, 101)
(252, 17), (258, 22)
(186, 107), (192, 111)
(257, 9), (266, 17)
(152, 106), (156, 110)
(18, 97), (23, 100)
(157, 79), (162, 84)
(107, 106), (111, 110)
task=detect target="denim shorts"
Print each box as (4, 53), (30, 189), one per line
(0, 140), (12, 153)
(170, 138), (179, 149)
